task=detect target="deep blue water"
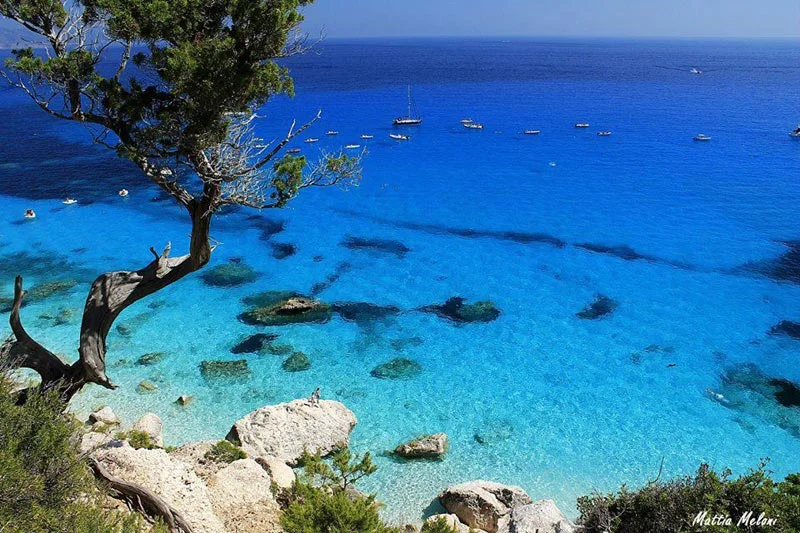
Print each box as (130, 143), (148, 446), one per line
(1, 38), (800, 522)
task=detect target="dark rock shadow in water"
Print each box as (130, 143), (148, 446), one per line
(341, 236), (411, 258)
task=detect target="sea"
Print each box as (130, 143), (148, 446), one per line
(1, 38), (799, 523)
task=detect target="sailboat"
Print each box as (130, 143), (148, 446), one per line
(393, 85), (422, 126)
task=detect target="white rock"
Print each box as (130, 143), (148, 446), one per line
(438, 480), (532, 533)
(88, 406), (120, 426)
(255, 455), (296, 490)
(226, 399), (357, 465)
(132, 412), (164, 448)
(168, 440), (222, 481)
(425, 513), (472, 533)
(394, 433), (448, 458)
(79, 431), (114, 455)
(207, 459), (282, 533)
(498, 500), (576, 533)
(93, 444), (225, 533)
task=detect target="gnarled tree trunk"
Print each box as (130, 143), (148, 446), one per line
(2, 197), (214, 402)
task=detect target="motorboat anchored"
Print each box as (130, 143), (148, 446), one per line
(287, 148), (301, 154)
(393, 85), (422, 126)
(360, 134), (374, 139)
(524, 130), (541, 135)
(326, 130), (339, 136)
(305, 138), (319, 143)
(345, 144), (361, 149)
(460, 118), (473, 124)
(790, 124), (800, 138)
(597, 131), (612, 137)
(463, 123), (484, 130)
(693, 133), (712, 142)
(389, 133), (410, 141)
(575, 123), (590, 128)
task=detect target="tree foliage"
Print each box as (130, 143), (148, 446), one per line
(0, 0), (361, 398)
(0, 374), (166, 532)
(280, 448), (399, 533)
(577, 461), (800, 533)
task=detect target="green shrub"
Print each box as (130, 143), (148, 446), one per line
(577, 461), (800, 533)
(0, 376), (160, 532)
(421, 516), (458, 533)
(205, 440), (247, 463)
(280, 447), (399, 533)
(116, 429), (156, 450)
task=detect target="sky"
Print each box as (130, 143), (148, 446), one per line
(300, 0), (800, 39)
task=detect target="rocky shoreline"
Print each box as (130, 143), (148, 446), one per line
(81, 398), (576, 533)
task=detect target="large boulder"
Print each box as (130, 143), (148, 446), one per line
(226, 399), (357, 465)
(438, 481), (532, 533)
(133, 412), (164, 448)
(93, 444), (225, 533)
(498, 500), (576, 533)
(420, 297), (500, 324)
(88, 406), (120, 427)
(206, 458), (282, 533)
(394, 433), (448, 459)
(425, 514), (472, 533)
(238, 295), (332, 326)
(254, 456), (296, 490)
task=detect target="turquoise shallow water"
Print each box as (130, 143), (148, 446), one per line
(1, 38), (800, 523)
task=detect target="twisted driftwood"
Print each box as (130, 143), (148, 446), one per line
(89, 457), (196, 533)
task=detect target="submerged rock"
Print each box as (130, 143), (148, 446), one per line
(136, 351), (169, 366)
(200, 359), (251, 380)
(438, 480), (532, 533)
(226, 399), (357, 465)
(238, 295), (331, 326)
(576, 294), (618, 320)
(27, 279), (79, 300)
(176, 395), (195, 406)
(282, 352), (311, 372)
(474, 419), (515, 446)
(420, 297), (500, 323)
(270, 242), (297, 260)
(371, 358), (422, 380)
(742, 240), (800, 284)
(242, 290), (301, 308)
(332, 301), (401, 324)
(230, 333), (280, 355)
(769, 320), (800, 340)
(394, 433), (448, 459)
(137, 380), (158, 393)
(201, 260), (259, 287)
(341, 236), (411, 257)
(390, 336), (424, 351)
(770, 379), (800, 408)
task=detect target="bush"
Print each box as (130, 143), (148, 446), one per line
(0, 376), (164, 532)
(205, 440), (247, 463)
(420, 516), (458, 533)
(280, 447), (400, 533)
(577, 461), (800, 533)
(116, 429), (156, 450)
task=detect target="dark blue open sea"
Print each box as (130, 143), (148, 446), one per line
(1, 38), (800, 522)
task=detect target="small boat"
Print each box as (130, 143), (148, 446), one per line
(393, 85), (422, 126)
(305, 138), (319, 144)
(287, 148), (301, 154)
(693, 133), (712, 142)
(690, 68), (703, 75)
(389, 134), (410, 141)
(463, 123), (484, 130)
(524, 130), (541, 135)
(460, 118), (473, 124)
(62, 197), (77, 205)
(597, 131), (612, 137)
(23, 209), (36, 219)
(790, 125), (800, 138)
(345, 144), (361, 149)
(360, 134), (374, 139)
(118, 188), (129, 197)
(326, 131), (338, 136)
(575, 123), (590, 128)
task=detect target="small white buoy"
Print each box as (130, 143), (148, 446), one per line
(549, 162), (557, 167)
(24, 209), (36, 219)
(118, 189), (129, 197)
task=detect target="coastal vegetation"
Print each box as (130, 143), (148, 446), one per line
(0, 374), (165, 532)
(0, 0), (360, 402)
(577, 461), (800, 532)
